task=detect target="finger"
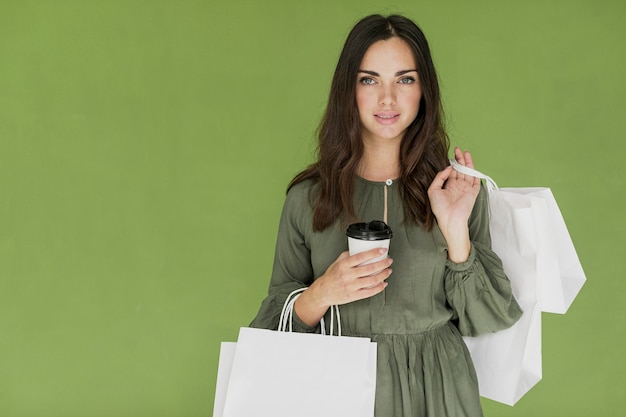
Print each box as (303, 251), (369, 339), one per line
(464, 150), (475, 169)
(358, 267), (392, 289)
(357, 281), (388, 299)
(460, 150), (480, 186)
(429, 166), (453, 191)
(356, 256), (393, 277)
(454, 146), (465, 165)
(347, 247), (388, 267)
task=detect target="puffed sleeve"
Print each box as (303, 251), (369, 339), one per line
(444, 185), (523, 336)
(249, 181), (320, 333)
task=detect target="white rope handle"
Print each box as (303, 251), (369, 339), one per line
(278, 288), (342, 336)
(449, 159), (499, 192)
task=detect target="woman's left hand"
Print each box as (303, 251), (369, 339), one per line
(427, 147), (480, 262)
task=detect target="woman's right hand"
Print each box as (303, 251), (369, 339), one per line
(294, 248), (393, 327)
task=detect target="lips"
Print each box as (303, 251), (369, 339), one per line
(374, 112), (400, 125)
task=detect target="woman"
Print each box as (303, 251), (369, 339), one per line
(250, 14), (522, 417)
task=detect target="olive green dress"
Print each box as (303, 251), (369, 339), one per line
(250, 177), (522, 417)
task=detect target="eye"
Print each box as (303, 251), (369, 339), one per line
(359, 77), (376, 85)
(398, 76), (416, 84)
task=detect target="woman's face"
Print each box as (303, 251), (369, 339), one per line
(356, 37), (422, 146)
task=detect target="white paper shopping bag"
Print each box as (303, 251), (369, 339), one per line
(222, 327), (377, 417)
(501, 187), (586, 314)
(213, 289), (377, 417)
(451, 160), (586, 405)
(212, 342), (237, 417)
(463, 188), (544, 405)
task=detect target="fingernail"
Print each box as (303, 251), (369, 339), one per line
(379, 248), (388, 254)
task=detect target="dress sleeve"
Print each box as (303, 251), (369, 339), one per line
(444, 185), (523, 336)
(249, 182), (320, 333)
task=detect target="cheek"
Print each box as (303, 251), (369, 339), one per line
(407, 90), (422, 114)
(355, 89), (368, 106)
(355, 91), (371, 116)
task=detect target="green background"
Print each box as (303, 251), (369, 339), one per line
(1, 0), (624, 415)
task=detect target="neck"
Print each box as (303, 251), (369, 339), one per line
(357, 140), (401, 182)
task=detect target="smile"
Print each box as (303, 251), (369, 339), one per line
(375, 113), (400, 124)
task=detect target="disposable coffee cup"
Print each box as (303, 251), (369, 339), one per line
(346, 220), (393, 266)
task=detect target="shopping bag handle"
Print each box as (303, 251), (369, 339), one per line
(278, 288), (342, 336)
(449, 159), (499, 192)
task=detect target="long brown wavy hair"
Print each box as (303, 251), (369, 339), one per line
(289, 14), (449, 232)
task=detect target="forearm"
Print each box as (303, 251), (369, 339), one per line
(439, 221), (471, 263)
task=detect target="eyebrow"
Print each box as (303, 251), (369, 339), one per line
(358, 69), (418, 76)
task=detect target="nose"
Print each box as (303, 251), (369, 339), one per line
(379, 83), (396, 106)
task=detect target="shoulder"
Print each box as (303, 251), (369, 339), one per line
(285, 178), (319, 209)
(277, 179), (318, 238)
(279, 179), (319, 225)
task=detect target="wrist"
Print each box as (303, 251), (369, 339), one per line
(294, 283), (331, 327)
(446, 241), (471, 263)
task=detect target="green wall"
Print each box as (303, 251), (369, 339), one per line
(1, 0), (623, 415)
